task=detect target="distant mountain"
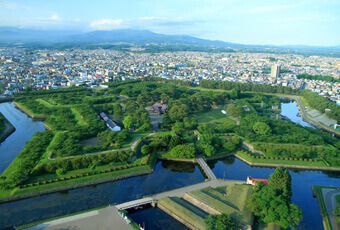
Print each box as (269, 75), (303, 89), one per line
(0, 27), (338, 56)
(69, 29), (232, 47)
(0, 27), (78, 43)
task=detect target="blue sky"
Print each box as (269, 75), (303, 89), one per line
(0, 0), (339, 46)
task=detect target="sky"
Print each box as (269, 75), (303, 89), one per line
(0, 0), (339, 46)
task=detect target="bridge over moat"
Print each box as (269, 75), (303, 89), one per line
(115, 179), (243, 210)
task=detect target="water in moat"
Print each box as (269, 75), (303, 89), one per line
(280, 100), (314, 128)
(208, 157), (340, 230)
(0, 160), (205, 228)
(0, 102), (45, 173)
(0, 102), (339, 230)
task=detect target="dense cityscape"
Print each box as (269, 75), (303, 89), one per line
(0, 48), (339, 102)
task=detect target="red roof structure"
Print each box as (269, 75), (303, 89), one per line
(246, 176), (268, 186)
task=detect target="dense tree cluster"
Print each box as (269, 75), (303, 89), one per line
(297, 73), (340, 83)
(0, 132), (54, 188)
(34, 150), (133, 175)
(248, 168), (302, 229)
(301, 90), (339, 121)
(205, 214), (241, 230)
(199, 80), (297, 94)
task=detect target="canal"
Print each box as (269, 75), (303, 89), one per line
(0, 102), (339, 230)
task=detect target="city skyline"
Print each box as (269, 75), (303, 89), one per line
(0, 0), (339, 46)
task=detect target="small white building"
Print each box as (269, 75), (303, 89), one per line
(100, 112), (121, 132)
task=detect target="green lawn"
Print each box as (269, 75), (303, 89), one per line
(189, 185), (253, 225)
(70, 107), (88, 126)
(194, 107), (227, 123)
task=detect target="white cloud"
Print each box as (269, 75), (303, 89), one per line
(90, 19), (125, 30)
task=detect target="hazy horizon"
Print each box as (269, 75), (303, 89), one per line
(0, 0), (339, 46)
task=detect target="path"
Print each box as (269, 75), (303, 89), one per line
(197, 157), (217, 180)
(322, 188), (340, 230)
(28, 206), (132, 230)
(115, 179), (243, 210)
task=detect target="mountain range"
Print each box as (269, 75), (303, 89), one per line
(0, 27), (339, 56)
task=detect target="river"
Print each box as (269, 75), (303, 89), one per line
(0, 102), (339, 229)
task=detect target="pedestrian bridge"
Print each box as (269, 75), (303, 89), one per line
(196, 157), (217, 180)
(115, 179), (243, 210)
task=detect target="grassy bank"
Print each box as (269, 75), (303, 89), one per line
(0, 165), (152, 203)
(13, 101), (47, 120)
(158, 197), (207, 230)
(313, 186), (334, 230)
(235, 151), (340, 172)
(0, 113), (15, 143)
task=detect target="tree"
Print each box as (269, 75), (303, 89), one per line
(226, 103), (242, 118)
(166, 144), (196, 159)
(206, 214), (240, 230)
(200, 144), (215, 157)
(56, 168), (65, 176)
(247, 168), (302, 229)
(123, 115), (133, 130)
(168, 103), (189, 121)
(268, 167), (292, 199)
(141, 145), (151, 156)
(230, 88), (241, 99)
(253, 122), (271, 135)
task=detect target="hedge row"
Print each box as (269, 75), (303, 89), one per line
(244, 151), (317, 162)
(20, 162), (147, 189)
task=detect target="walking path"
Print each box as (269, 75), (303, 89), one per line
(28, 206), (132, 230)
(322, 188), (340, 230)
(115, 179), (243, 210)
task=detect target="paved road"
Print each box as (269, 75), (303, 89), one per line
(322, 188), (340, 230)
(116, 179), (243, 210)
(28, 206), (132, 230)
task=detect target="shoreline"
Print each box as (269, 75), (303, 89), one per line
(2, 152), (339, 205)
(285, 95), (339, 137)
(0, 168), (153, 204)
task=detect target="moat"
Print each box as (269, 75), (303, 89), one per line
(0, 102), (339, 230)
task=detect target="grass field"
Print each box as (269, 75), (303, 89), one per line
(158, 197), (207, 230)
(70, 107), (88, 126)
(189, 185), (253, 225)
(194, 107), (227, 123)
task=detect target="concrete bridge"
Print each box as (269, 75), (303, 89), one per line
(196, 157), (217, 180)
(115, 179), (243, 210)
